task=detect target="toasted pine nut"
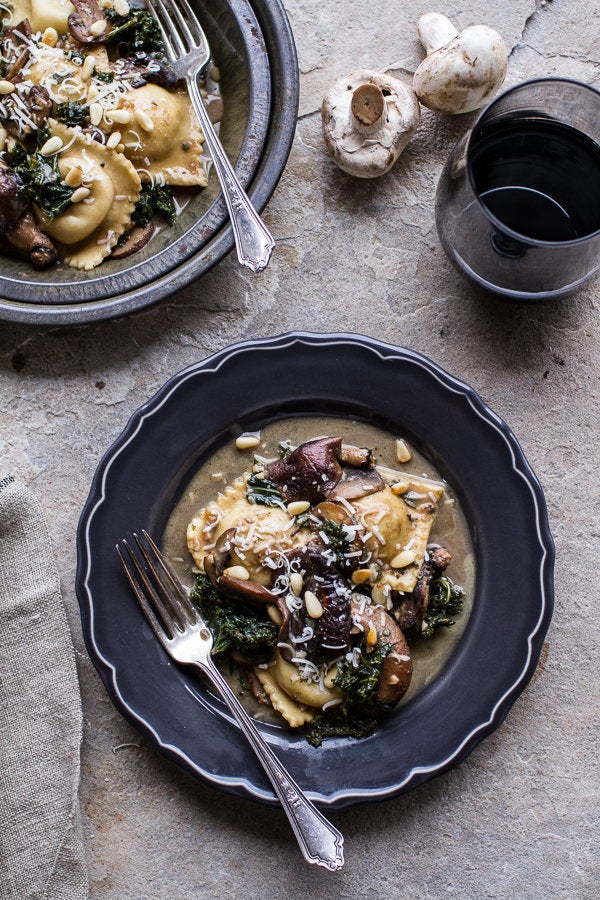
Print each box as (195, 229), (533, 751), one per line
(235, 434), (260, 450)
(223, 565), (250, 581)
(304, 590), (323, 619)
(0, 80), (16, 95)
(395, 439), (412, 464)
(289, 573), (303, 596)
(106, 131), (122, 150)
(81, 55), (96, 81)
(267, 604), (283, 626)
(366, 625), (378, 647)
(70, 187), (91, 203)
(89, 102), (103, 125)
(41, 27), (59, 46)
(40, 135), (63, 156)
(89, 19), (107, 36)
(116, 144), (125, 154)
(64, 166), (83, 187)
(390, 549), (416, 569)
(390, 480), (409, 495)
(387, 674), (400, 685)
(134, 108), (155, 132)
(105, 107), (132, 124)
(87, 85), (100, 101)
(113, 0), (130, 15)
(351, 568), (372, 585)
(287, 500), (310, 516)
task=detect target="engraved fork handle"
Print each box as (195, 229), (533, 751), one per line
(188, 78), (275, 272)
(191, 656), (344, 870)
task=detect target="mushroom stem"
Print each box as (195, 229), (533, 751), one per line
(351, 83), (385, 131)
(417, 12), (459, 54)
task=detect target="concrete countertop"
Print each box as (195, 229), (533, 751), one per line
(1, 0), (598, 896)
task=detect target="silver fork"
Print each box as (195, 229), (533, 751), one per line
(144, 0), (275, 272)
(116, 530), (345, 871)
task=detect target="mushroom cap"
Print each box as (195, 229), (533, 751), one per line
(413, 25), (508, 115)
(322, 69), (420, 178)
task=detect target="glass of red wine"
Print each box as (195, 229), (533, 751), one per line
(435, 78), (600, 301)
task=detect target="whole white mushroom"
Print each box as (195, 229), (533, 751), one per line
(322, 69), (420, 178)
(413, 12), (508, 114)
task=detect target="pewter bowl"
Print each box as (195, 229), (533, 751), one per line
(0, 0), (298, 325)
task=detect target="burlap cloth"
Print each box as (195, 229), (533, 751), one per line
(0, 476), (88, 900)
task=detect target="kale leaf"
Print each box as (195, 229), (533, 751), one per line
(246, 473), (286, 510)
(7, 128), (73, 219)
(190, 573), (277, 657)
(132, 184), (177, 228)
(105, 7), (166, 58)
(305, 638), (390, 746)
(317, 519), (353, 572)
(55, 101), (88, 127)
(421, 575), (465, 638)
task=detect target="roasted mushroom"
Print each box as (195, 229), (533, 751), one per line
(68, 0), (112, 44)
(350, 600), (412, 707)
(394, 545), (452, 635)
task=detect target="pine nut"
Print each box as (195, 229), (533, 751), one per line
(0, 81), (15, 95)
(235, 434), (260, 450)
(289, 573), (303, 596)
(371, 584), (389, 606)
(89, 102), (103, 126)
(390, 480), (409, 495)
(40, 135), (64, 156)
(41, 27), (59, 46)
(351, 568), (372, 585)
(106, 131), (122, 150)
(70, 187), (91, 203)
(88, 85), (100, 101)
(223, 565), (250, 581)
(395, 439), (412, 464)
(304, 590), (323, 619)
(116, 143), (125, 154)
(267, 604), (283, 626)
(81, 55), (96, 81)
(89, 19), (107, 36)
(134, 108), (155, 132)
(390, 549), (416, 569)
(105, 107), (132, 124)
(287, 500), (310, 516)
(64, 166), (83, 187)
(113, 0), (130, 16)
(387, 674), (400, 685)
(366, 625), (378, 646)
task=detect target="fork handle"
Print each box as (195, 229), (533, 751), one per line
(193, 659), (344, 870)
(188, 79), (275, 272)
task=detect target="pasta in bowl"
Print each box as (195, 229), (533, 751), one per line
(174, 426), (471, 747)
(0, 0), (288, 321)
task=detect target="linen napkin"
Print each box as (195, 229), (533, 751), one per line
(0, 475), (88, 900)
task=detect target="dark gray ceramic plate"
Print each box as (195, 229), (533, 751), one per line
(0, 0), (298, 324)
(76, 333), (554, 809)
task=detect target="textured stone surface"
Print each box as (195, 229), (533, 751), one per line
(1, 0), (599, 896)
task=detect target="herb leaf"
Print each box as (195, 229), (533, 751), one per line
(55, 101), (88, 127)
(190, 573), (277, 657)
(132, 184), (177, 228)
(421, 575), (464, 638)
(105, 7), (166, 58)
(246, 473), (286, 510)
(7, 128), (73, 219)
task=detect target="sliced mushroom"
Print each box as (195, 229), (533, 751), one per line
(394, 545), (452, 634)
(110, 224), (155, 259)
(2, 84), (52, 140)
(5, 209), (58, 269)
(0, 162), (28, 232)
(203, 528), (278, 607)
(351, 600), (412, 707)
(265, 437), (343, 504)
(322, 69), (420, 177)
(413, 13), (508, 114)
(112, 54), (180, 92)
(329, 468), (385, 501)
(68, 0), (111, 44)
(339, 444), (376, 469)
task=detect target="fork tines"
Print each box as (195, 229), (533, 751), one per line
(116, 530), (197, 640)
(145, 0), (207, 58)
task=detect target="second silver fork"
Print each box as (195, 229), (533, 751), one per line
(144, 0), (275, 271)
(117, 531), (344, 871)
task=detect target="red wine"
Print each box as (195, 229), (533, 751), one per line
(470, 117), (600, 242)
